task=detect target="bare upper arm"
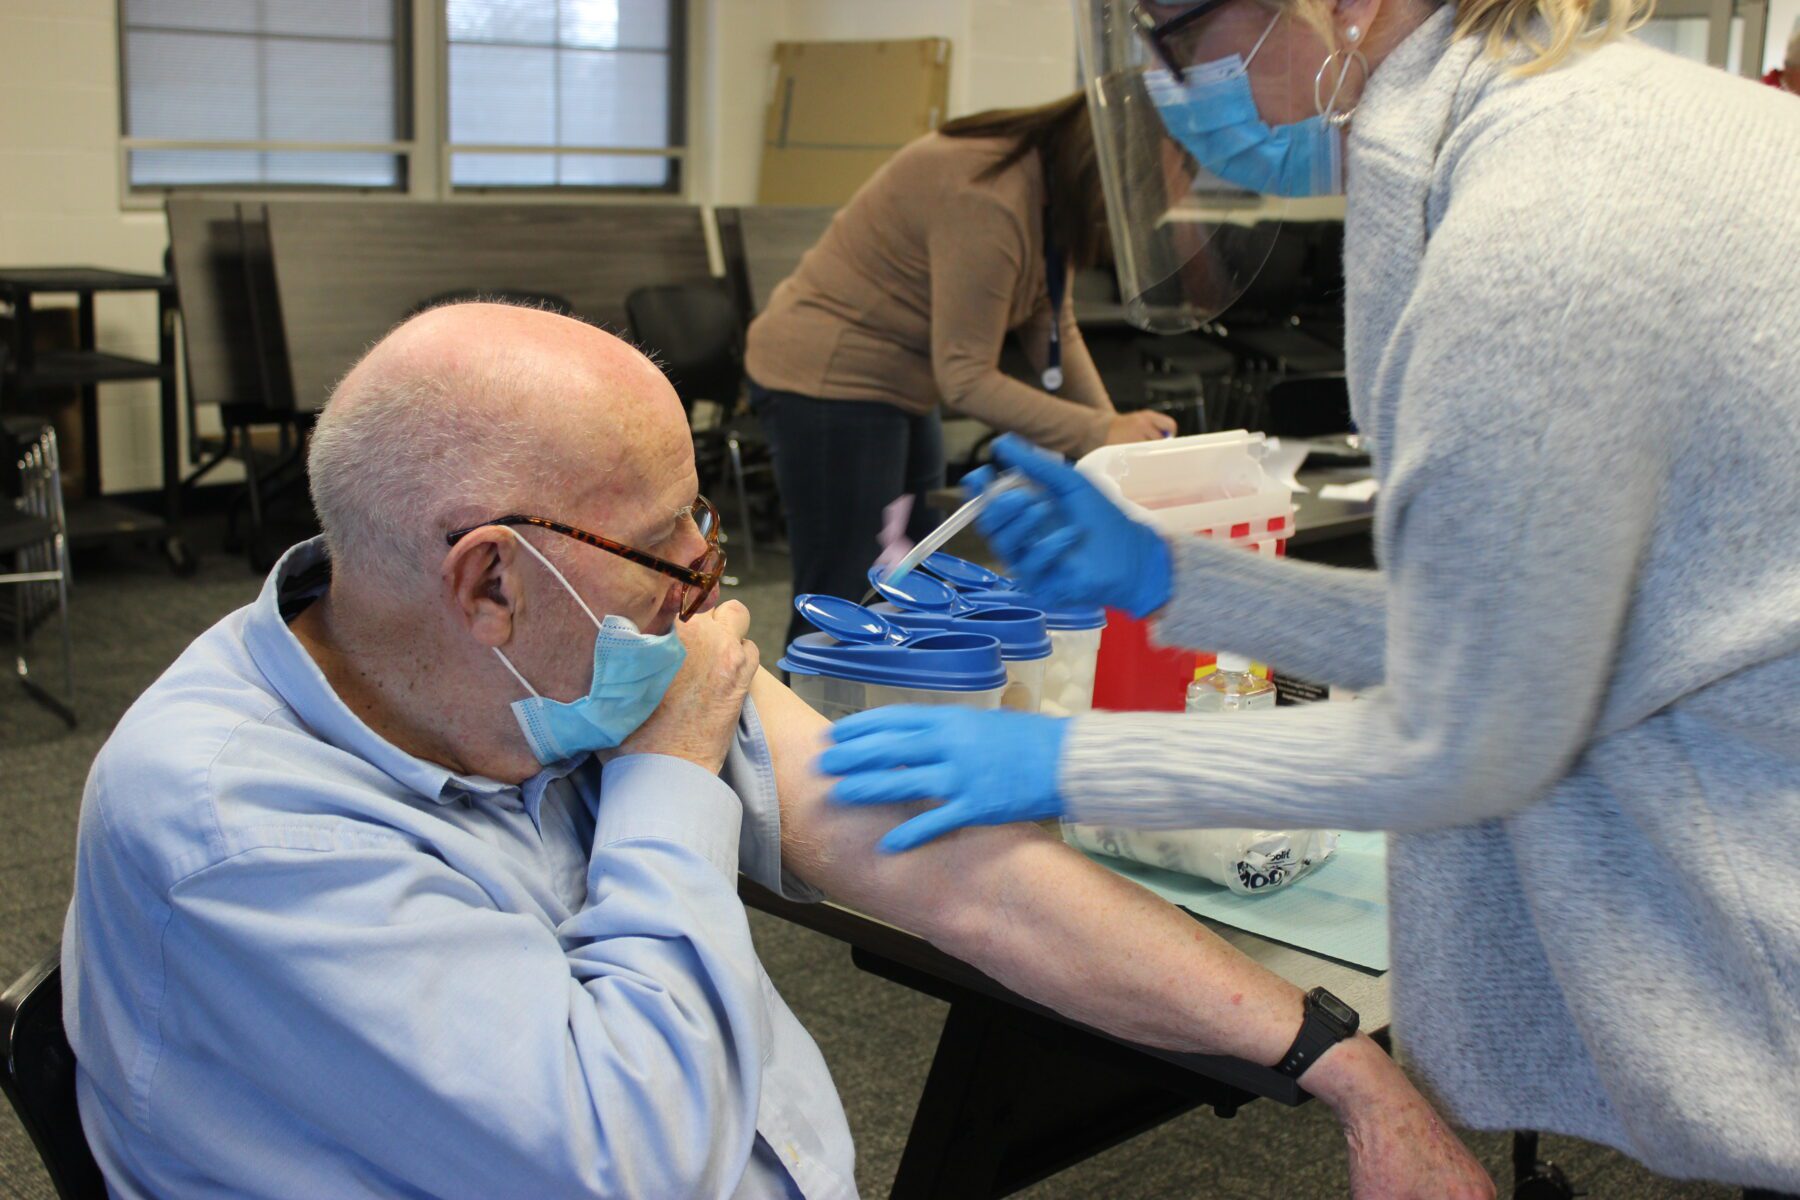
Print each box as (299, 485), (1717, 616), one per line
(747, 668), (1056, 943)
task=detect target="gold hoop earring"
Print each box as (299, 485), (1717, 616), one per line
(1314, 48), (1370, 126)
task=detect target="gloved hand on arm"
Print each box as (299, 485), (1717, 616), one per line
(963, 434), (1173, 619)
(818, 706), (1071, 852)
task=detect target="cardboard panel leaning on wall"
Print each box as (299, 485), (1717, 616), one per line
(757, 38), (951, 205)
(263, 202), (714, 412)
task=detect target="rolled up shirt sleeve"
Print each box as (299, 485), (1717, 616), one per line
(159, 756), (775, 1199)
(729, 694), (824, 903)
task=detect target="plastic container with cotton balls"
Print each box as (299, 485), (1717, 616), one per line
(778, 594), (1009, 719)
(865, 566), (1051, 713)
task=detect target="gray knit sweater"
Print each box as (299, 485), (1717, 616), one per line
(1062, 11), (1800, 1189)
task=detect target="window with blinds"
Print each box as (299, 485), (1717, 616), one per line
(120, 0), (408, 189)
(445, 0), (684, 191)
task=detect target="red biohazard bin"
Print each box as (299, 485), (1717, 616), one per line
(1077, 432), (1295, 714)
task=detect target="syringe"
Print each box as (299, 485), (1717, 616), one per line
(884, 471), (1027, 585)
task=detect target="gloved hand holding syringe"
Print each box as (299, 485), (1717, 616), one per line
(945, 435), (1175, 619)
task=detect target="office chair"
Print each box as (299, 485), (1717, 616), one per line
(1258, 374), (1354, 441)
(1, 418), (75, 727)
(407, 288), (575, 319)
(625, 282), (769, 571)
(1, 952), (107, 1200)
(163, 223), (313, 573)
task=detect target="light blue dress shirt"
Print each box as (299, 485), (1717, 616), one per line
(61, 538), (858, 1199)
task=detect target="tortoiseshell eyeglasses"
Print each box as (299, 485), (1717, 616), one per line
(445, 495), (726, 620)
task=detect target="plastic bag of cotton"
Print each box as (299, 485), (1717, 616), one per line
(1061, 824), (1339, 895)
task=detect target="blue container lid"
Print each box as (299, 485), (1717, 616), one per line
(778, 593), (1009, 691)
(920, 552), (1013, 591)
(778, 631), (1008, 692)
(871, 602), (1053, 662)
(972, 589), (1107, 632)
(867, 566), (989, 616)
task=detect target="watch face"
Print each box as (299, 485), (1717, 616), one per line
(1313, 989), (1357, 1029)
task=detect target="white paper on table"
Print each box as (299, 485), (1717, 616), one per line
(1077, 831), (1391, 971)
(1316, 478), (1380, 503)
(1259, 437), (1311, 494)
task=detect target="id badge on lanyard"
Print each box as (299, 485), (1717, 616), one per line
(1042, 204), (1065, 393)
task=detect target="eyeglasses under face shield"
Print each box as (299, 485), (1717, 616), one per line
(1077, 0), (1343, 332)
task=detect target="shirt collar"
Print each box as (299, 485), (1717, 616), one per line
(243, 537), (585, 810)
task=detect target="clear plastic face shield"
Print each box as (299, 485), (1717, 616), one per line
(1076, 0), (1363, 332)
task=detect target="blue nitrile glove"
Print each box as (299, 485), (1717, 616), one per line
(963, 434), (1173, 619)
(818, 706), (1070, 853)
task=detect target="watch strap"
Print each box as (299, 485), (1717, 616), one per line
(1274, 991), (1357, 1080)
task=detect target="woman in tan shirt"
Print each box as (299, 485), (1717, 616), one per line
(746, 93), (1174, 648)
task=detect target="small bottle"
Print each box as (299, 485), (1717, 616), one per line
(1185, 652), (1277, 714)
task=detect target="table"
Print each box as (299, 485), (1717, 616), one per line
(1290, 464), (1378, 549)
(742, 879), (1386, 1199)
(0, 268), (192, 572)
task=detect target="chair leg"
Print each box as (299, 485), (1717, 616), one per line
(55, 532), (73, 700)
(242, 432), (267, 571)
(10, 572), (76, 729)
(727, 435), (756, 573)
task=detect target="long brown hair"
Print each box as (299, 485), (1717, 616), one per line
(938, 93), (1107, 271)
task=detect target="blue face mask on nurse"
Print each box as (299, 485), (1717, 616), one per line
(1133, 0), (1368, 198)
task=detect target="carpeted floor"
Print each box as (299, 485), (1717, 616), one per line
(0, 523), (1741, 1199)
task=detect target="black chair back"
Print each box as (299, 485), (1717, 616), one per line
(407, 289), (576, 319)
(1260, 374), (1353, 438)
(1, 952), (107, 1199)
(624, 282), (744, 412)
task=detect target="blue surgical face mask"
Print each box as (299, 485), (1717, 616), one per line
(493, 533), (688, 766)
(1143, 12), (1346, 198)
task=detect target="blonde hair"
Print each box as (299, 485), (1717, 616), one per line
(1454, 0), (1655, 74)
(1295, 0), (1653, 76)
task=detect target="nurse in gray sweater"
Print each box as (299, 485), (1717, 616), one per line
(819, 0), (1800, 1192)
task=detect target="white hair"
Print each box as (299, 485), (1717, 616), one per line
(307, 323), (576, 594)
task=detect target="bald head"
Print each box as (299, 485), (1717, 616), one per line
(308, 301), (692, 593)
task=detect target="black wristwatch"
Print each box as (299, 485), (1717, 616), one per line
(1274, 987), (1359, 1082)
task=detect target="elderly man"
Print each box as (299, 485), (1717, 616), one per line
(61, 303), (1490, 1199)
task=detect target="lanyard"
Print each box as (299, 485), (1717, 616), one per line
(1042, 205), (1065, 392)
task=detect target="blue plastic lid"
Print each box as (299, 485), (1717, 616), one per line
(778, 630), (1008, 692)
(920, 552), (1013, 591)
(973, 589), (1107, 632)
(793, 593), (908, 645)
(871, 602), (1053, 662)
(867, 566), (989, 615)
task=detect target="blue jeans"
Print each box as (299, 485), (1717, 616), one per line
(748, 382), (945, 653)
